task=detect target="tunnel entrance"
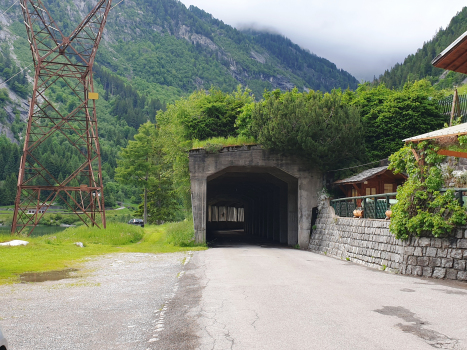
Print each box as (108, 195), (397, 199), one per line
(206, 167), (298, 246)
(189, 146), (322, 248)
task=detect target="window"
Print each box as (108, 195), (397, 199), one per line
(366, 188), (376, 196)
(351, 188), (358, 197)
(384, 184), (393, 193)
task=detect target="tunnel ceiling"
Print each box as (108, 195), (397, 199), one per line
(207, 170), (294, 207)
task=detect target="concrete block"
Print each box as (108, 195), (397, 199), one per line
(454, 260), (466, 271)
(414, 247), (423, 256)
(430, 258), (441, 267)
(419, 237), (431, 247)
(458, 271), (467, 281)
(441, 258), (454, 268)
(423, 267), (433, 277)
(458, 239), (467, 249)
(418, 257), (429, 267)
(446, 269), (458, 280)
(437, 249), (448, 258)
(451, 249), (463, 259)
(432, 268), (446, 279)
(426, 247), (437, 257)
(432, 239), (442, 248)
(413, 266), (423, 276)
(457, 230), (464, 239)
(442, 240), (453, 249)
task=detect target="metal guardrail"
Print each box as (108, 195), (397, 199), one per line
(331, 193), (397, 219)
(331, 188), (467, 219)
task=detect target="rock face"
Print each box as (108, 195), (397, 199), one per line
(309, 201), (467, 282)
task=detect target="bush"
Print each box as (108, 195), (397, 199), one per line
(166, 219), (196, 247)
(56, 223), (144, 246)
(389, 142), (467, 240)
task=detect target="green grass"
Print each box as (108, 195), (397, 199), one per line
(0, 221), (206, 284)
(192, 136), (257, 150)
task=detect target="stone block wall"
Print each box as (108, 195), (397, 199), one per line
(309, 202), (467, 281)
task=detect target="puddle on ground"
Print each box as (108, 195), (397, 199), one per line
(374, 306), (458, 349)
(19, 268), (79, 283)
(400, 288), (416, 293)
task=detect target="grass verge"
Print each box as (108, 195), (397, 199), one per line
(0, 221), (206, 285)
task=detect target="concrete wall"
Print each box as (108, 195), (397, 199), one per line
(309, 201), (467, 282)
(189, 145), (322, 248)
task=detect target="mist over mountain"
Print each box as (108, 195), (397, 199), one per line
(375, 7), (467, 89)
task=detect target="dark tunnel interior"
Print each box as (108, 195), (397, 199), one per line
(206, 169), (295, 246)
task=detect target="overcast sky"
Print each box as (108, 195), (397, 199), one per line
(178, 0), (467, 82)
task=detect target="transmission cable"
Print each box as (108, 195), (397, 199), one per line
(0, 0), (124, 88)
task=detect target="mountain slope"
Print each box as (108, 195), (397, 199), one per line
(1, 0), (359, 100)
(376, 7), (467, 89)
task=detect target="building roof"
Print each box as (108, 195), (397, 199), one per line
(432, 30), (467, 73)
(334, 166), (389, 185)
(403, 123), (467, 143)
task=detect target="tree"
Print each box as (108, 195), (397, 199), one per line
(249, 88), (366, 170)
(115, 122), (159, 224)
(347, 80), (446, 161)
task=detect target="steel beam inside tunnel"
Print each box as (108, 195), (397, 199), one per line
(189, 146), (322, 248)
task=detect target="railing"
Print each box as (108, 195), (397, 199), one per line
(331, 188), (467, 219)
(331, 193), (397, 219)
(438, 95), (467, 123)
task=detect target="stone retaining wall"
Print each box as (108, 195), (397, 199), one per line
(309, 202), (467, 281)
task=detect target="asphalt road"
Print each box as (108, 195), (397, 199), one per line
(165, 239), (467, 350)
(2, 242), (467, 350)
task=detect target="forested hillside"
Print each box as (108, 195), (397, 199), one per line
(0, 0), (360, 208)
(376, 7), (467, 89)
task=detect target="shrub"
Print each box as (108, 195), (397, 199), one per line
(166, 219), (196, 247)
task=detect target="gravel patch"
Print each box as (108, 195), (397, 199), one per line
(0, 252), (191, 350)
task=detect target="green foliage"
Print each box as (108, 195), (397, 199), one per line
(249, 88), (366, 170)
(192, 135), (256, 151)
(388, 143), (467, 240)
(156, 87), (255, 206)
(165, 218), (200, 247)
(346, 80), (446, 161)
(179, 87), (254, 140)
(49, 223), (144, 246)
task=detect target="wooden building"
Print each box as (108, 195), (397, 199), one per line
(334, 166), (407, 198)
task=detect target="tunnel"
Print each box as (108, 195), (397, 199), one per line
(189, 146), (322, 248)
(206, 167), (298, 245)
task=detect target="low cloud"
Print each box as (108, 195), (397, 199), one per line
(180, 0), (467, 81)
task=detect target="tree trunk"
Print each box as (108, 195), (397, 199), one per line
(144, 187), (148, 225)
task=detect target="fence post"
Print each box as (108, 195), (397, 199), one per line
(386, 195), (390, 211)
(373, 196), (376, 219)
(362, 198), (366, 218)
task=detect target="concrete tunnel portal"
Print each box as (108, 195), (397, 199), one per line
(189, 146), (323, 248)
(206, 168), (297, 245)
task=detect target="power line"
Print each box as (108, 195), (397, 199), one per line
(327, 159), (388, 172)
(0, 0), (17, 18)
(0, 0), (124, 88)
(111, 0), (125, 10)
(0, 62), (33, 88)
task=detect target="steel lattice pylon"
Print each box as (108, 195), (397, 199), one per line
(12, 0), (113, 235)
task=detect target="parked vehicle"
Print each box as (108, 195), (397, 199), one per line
(128, 218), (144, 228)
(0, 325), (8, 350)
